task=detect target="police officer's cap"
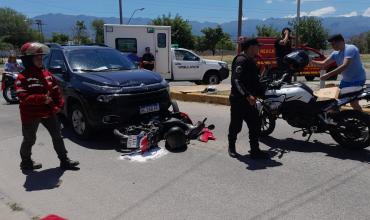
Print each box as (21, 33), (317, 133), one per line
(328, 34), (344, 43)
(240, 38), (262, 50)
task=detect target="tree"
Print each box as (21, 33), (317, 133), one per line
(256, 25), (279, 37)
(349, 31), (370, 54)
(72, 20), (91, 45)
(199, 25), (226, 55)
(0, 7), (39, 48)
(92, 19), (104, 44)
(216, 33), (235, 51)
(151, 14), (194, 49)
(51, 32), (69, 45)
(289, 17), (328, 50)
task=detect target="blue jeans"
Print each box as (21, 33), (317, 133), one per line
(339, 80), (365, 89)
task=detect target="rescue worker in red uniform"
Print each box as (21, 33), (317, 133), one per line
(15, 42), (79, 170)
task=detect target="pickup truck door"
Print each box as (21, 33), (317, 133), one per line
(172, 49), (202, 80)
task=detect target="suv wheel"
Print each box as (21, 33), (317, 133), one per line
(69, 103), (92, 139)
(203, 73), (220, 85)
(305, 76), (315, 81)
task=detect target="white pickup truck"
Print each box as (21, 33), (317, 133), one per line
(104, 24), (229, 84)
(170, 47), (229, 84)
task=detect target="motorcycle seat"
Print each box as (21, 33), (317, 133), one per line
(339, 86), (363, 98)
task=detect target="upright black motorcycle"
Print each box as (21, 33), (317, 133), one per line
(1, 72), (19, 104)
(258, 51), (370, 149)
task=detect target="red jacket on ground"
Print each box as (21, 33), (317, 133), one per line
(15, 67), (64, 123)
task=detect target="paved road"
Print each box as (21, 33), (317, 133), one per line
(1, 97), (370, 220)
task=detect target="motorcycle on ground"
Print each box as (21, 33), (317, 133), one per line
(258, 51), (370, 149)
(1, 72), (19, 104)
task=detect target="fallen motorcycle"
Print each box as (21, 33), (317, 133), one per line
(113, 112), (215, 154)
(1, 71), (19, 104)
(258, 50), (370, 149)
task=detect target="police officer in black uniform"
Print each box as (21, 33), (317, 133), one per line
(228, 38), (270, 160)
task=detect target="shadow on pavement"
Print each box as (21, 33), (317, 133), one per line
(61, 125), (119, 151)
(23, 167), (65, 191)
(236, 151), (283, 170)
(261, 136), (370, 163)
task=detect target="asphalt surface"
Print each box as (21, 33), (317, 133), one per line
(1, 96), (370, 220)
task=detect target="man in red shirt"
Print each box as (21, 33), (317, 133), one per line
(16, 42), (79, 171)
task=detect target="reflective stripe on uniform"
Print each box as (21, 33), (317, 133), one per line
(26, 78), (39, 81)
(52, 85), (59, 89)
(16, 89), (27, 94)
(28, 84), (43, 88)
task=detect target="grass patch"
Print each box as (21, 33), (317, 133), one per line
(361, 54), (370, 69)
(7, 202), (23, 211)
(203, 55), (234, 64)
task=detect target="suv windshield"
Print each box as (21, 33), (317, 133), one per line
(66, 48), (136, 72)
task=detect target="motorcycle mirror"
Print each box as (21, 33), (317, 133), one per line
(207, 124), (215, 130)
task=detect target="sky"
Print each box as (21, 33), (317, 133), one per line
(1, 0), (370, 23)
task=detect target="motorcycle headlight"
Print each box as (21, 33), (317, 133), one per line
(82, 82), (122, 93)
(218, 62), (228, 69)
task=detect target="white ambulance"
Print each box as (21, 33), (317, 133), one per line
(104, 24), (229, 84)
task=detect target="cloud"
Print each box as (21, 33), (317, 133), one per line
(266, 0), (273, 4)
(340, 11), (358, 17)
(364, 7), (370, 17)
(284, 6), (335, 18)
(302, 0), (325, 2)
(309, 6), (336, 16)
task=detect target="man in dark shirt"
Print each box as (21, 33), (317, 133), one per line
(141, 47), (155, 71)
(275, 27), (293, 72)
(228, 38), (270, 160)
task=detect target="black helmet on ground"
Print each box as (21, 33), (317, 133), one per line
(164, 126), (187, 152)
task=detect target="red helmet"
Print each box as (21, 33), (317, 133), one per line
(20, 42), (50, 57)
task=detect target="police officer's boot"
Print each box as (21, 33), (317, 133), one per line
(228, 142), (238, 158)
(60, 158), (80, 170)
(20, 159), (42, 170)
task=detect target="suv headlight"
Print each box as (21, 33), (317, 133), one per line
(218, 62), (228, 69)
(82, 82), (122, 93)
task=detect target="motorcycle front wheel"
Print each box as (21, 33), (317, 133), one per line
(260, 108), (276, 137)
(3, 85), (19, 104)
(330, 110), (370, 150)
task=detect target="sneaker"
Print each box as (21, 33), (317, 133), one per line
(60, 158), (80, 170)
(249, 150), (270, 160)
(20, 160), (42, 170)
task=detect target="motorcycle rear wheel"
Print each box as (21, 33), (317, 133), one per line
(3, 85), (19, 104)
(260, 108), (276, 137)
(330, 110), (370, 150)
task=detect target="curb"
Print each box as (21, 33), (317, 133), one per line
(170, 91), (370, 114)
(170, 91), (230, 106)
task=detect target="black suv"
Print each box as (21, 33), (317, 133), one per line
(44, 44), (172, 138)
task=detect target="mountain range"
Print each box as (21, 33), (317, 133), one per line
(33, 13), (370, 40)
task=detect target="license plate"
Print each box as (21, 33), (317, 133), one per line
(139, 103), (160, 114)
(127, 135), (138, 149)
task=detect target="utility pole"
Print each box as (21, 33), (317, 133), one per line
(296, 0), (301, 47)
(237, 0), (243, 38)
(119, 0), (123, 24)
(34, 19), (45, 43)
(294, 0), (301, 82)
